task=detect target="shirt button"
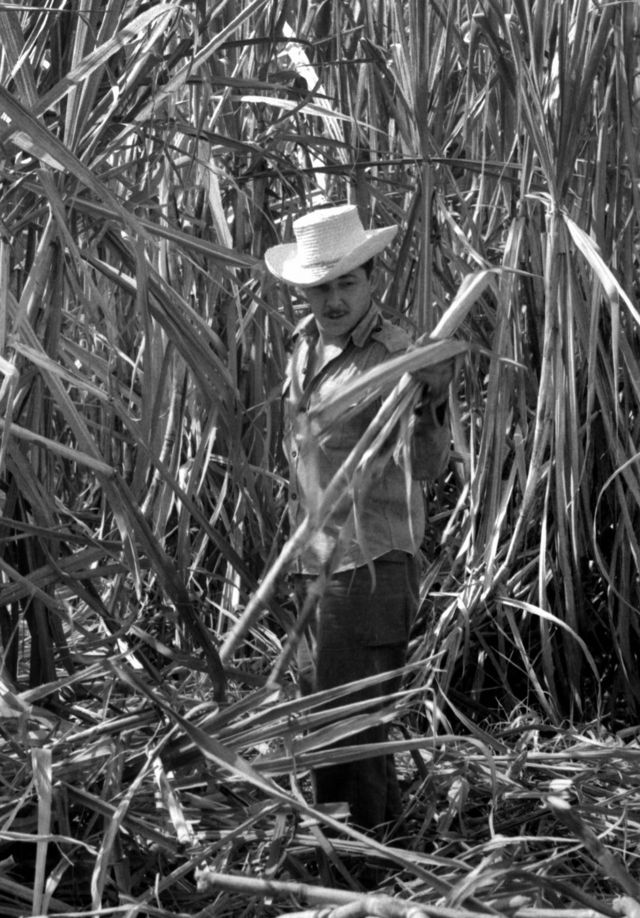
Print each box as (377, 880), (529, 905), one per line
(291, 493), (298, 501)
(291, 448), (297, 458)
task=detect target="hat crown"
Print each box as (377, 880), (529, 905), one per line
(293, 205), (368, 269)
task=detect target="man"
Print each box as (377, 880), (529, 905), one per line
(264, 203), (453, 837)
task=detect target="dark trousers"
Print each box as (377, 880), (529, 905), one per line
(295, 552), (418, 835)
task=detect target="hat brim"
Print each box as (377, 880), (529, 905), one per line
(264, 225), (397, 287)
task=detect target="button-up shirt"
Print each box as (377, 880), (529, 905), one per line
(283, 305), (450, 574)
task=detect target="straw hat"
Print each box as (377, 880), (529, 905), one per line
(264, 204), (398, 287)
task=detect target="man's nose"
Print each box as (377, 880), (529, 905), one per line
(325, 284), (341, 306)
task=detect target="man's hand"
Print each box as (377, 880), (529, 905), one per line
(412, 357), (456, 405)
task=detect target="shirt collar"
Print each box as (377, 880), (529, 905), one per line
(351, 303), (382, 347)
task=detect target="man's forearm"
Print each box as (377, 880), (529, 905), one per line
(410, 392), (451, 480)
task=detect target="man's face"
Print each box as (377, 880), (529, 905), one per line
(303, 266), (373, 344)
